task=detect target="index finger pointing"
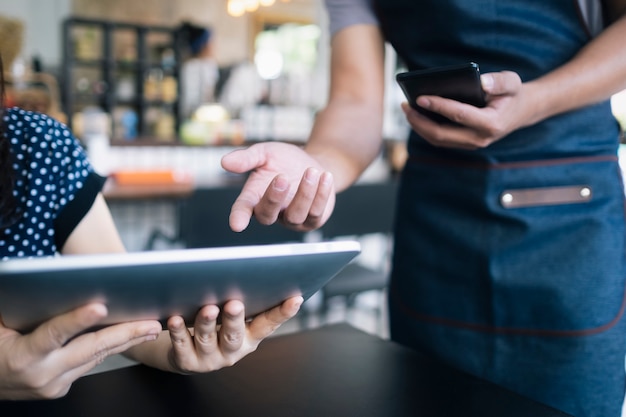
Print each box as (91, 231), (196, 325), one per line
(229, 193), (257, 233)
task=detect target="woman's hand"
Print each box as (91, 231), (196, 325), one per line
(131, 296), (303, 374)
(0, 303), (161, 400)
(401, 70), (537, 150)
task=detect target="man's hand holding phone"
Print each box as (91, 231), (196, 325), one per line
(396, 62), (487, 125)
(396, 63), (526, 149)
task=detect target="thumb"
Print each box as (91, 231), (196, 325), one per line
(221, 144), (266, 174)
(481, 71), (522, 96)
(26, 304), (108, 357)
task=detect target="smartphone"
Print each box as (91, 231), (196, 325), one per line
(395, 62), (486, 124)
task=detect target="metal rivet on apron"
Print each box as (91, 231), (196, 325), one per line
(580, 187), (591, 198)
(501, 193), (514, 205)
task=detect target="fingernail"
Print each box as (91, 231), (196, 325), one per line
(321, 171), (333, 186)
(304, 168), (320, 184)
(206, 305), (220, 321)
(481, 74), (493, 91)
(273, 176), (288, 192)
(226, 300), (244, 316)
(143, 327), (160, 341)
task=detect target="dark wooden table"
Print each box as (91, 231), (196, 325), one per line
(0, 323), (572, 417)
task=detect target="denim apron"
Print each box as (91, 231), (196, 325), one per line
(373, 1), (626, 416)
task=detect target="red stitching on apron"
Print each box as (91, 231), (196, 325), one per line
(389, 278), (626, 337)
(407, 154), (618, 170)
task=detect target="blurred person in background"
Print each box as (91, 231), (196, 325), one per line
(178, 22), (219, 120)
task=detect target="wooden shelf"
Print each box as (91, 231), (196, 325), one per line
(62, 17), (182, 141)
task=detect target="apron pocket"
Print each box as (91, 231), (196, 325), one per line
(394, 155), (626, 335)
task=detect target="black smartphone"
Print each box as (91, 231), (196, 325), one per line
(395, 62), (487, 124)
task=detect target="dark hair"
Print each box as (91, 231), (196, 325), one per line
(178, 22), (212, 56)
(0, 54), (18, 227)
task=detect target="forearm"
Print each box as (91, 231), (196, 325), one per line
(305, 100), (384, 192)
(61, 194), (126, 255)
(524, 14), (626, 124)
(305, 24), (386, 192)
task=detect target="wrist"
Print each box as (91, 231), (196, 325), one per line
(518, 80), (552, 127)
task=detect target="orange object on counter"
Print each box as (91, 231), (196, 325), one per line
(111, 169), (193, 186)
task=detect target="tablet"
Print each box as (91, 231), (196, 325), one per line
(0, 240), (360, 333)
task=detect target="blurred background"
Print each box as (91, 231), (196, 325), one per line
(1, 0), (625, 339)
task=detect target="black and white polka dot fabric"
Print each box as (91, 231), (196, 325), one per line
(1, 107), (105, 260)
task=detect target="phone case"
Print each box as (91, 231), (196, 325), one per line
(395, 62), (486, 124)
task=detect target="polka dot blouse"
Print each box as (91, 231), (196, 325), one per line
(1, 107), (105, 260)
